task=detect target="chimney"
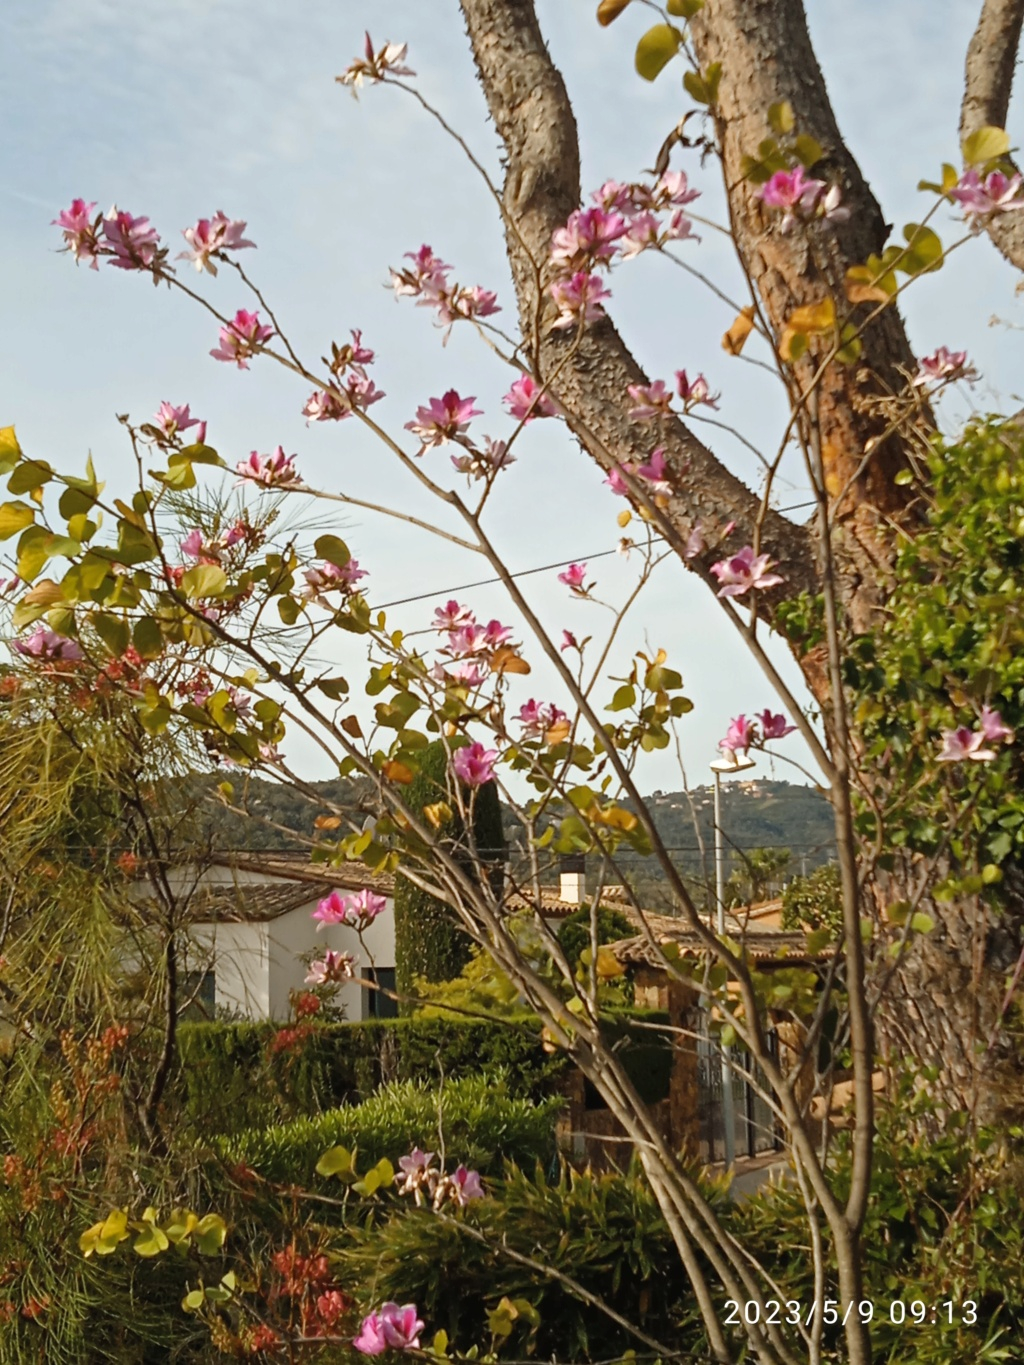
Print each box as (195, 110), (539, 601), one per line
(559, 854), (587, 905)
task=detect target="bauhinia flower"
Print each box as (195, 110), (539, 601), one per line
(12, 627), (83, 663)
(503, 375), (559, 422)
(452, 741), (497, 786)
(391, 244), (452, 302)
(447, 1164), (485, 1206)
(654, 170), (701, 209)
(303, 559), (367, 601)
(433, 658), (489, 687)
(635, 448), (671, 495)
(305, 949), (357, 985)
(517, 699), (569, 741)
(627, 379), (673, 421)
(432, 600), (475, 632)
(758, 709), (797, 740)
(153, 402), (201, 440)
(179, 211), (255, 274)
(550, 206), (627, 267)
(353, 1303), (424, 1355)
(396, 1148), (438, 1202)
(235, 447), (302, 489)
(450, 436), (515, 480)
(936, 726), (998, 763)
(101, 207), (161, 270)
(560, 629), (581, 652)
(758, 167), (848, 233)
(951, 167), (1024, 220)
(52, 198), (100, 268)
(719, 714), (756, 756)
(405, 391), (481, 449)
(979, 705), (1014, 743)
(550, 271), (611, 329)
(558, 562), (589, 592)
(676, 370), (719, 410)
(912, 347), (978, 387)
(210, 309), (274, 368)
(312, 887), (388, 930)
(338, 32), (415, 94)
(710, 545), (784, 598)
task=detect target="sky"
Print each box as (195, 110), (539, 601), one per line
(2, 0), (1022, 795)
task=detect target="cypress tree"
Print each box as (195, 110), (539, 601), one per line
(393, 740), (506, 1012)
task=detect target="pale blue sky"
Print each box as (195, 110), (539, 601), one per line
(2, 0), (1022, 792)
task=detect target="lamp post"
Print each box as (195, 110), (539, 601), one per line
(710, 750), (756, 1166)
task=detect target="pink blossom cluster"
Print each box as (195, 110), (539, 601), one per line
(951, 168), (1024, 221)
(558, 562), (589, 594)
(430, 601), (513, 688)
(757, 167), (849, 234)
(406, 390), (481, 451)
(390, 243), (500, 330)
(304, 331), (385, 422)
(303, 558), (368, 602)
(710, 545), (784, 598)
(718, 709), (797, 758)
(937, 706), (1014, 764)
(353, 1303), (424, 1356)
(627, 371), (718, 420)
(235, 446), (303, 489)
(178, 211), (255, 275)
(503, 375), (559, 423)
(604, 448), (673, 499)
(313, 887), (388, 932)
(211, 309), (274, 369)
(52, 200), (163, 272)
(148, 401), (207, 446)
(547, 172), (701, 329)
(453, 741), (498, 787)
(450, 435), (515, 481)
(395, 1146), (485, 1209)
(338, 32), (415, 94)
(517, 698), (569, 742)
(179, 520), (247, 564)
(11, 626), (83, 663)
(912, 347), (979, 388)
(305, 949), (358, 986)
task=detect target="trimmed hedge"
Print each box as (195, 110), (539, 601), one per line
(175, 1015), (566, 1135)
(214, 1073), (562, 1183)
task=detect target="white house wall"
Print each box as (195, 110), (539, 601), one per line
(189, 920), (270, 1018)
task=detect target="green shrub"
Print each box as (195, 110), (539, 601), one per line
(214, 1072), (562, 1184)
(556, 905), (636, 970)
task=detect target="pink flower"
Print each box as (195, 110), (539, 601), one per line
(380, 1303), (425, 1352)
(391, 244), (452, 302)
(558, 562), (588, 591)
(757, 709), (796, 740)
(518, 699), (568, 741)
(675, 370), (719, 409)
(52, 199), (100, 269)
(619, 211), (662, 259)
(312, 890), (349, 928)
(757, 167), (846, 232)
(654, 170), (701, 208)
(179, 528), (207, 560)
(503, 375), (559, 422)
(433, 600), (475, 632)
(951, 168), (1024, 219)
(303, 559), (367, 600)
(178, 211), (255, 274)
(452, 741), (498, 786)
(550, 271), (611, 329)
(398, 1147), (435, 1177)
(450, 436), (515, 480)
(303, 389), (346, 422)
(346, 888), (388, 928)
(560, 630), (580, 652)
(305, 949), (357, 985)
(604, 463), (633, 496)
(551, 207), (627, 266)
(235, 446), (302, 489)
(710, 545), (784, 597)
(434, 658), (489, 687)
(719, 714), (755, 756)
(627, 380), (673, 421)
(482, 619), (513, 648)
(338, 33), (415, 93)
(590, 179), (636, 212)
(153, 402), (200, 439)
(447, 623), (490, 657)
(449, 1165), (484, 1205)
(101, 207), (161, 270)
(353, 1313), (388, 1356)
(980, 705), (1014, 743)
(405, 391), (481, 449)
(635, 448), (672, 495)
(913, 347), (978, 387)
(684, 524), (705, 559)
(210, 309), (274, 368)
(345, 372), (386, 412)
(445, 284), (501, 324)
(937, 726), (997, 763)
(12, 627), (83, 663)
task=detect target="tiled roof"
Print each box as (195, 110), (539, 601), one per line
(185, 881), (330, 923)
(608, 911), (828, 967)
(209, 852), (395, 896)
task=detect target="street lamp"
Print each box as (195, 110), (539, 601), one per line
(709, 750), (756, 1167)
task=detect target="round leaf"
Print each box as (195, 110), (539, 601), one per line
(635, 24), (680, 81)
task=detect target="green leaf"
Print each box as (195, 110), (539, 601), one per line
(962, 125), (1010, 166)
(93, 613), (130, 658)
(608, 683), (636, 712)
(635, 23), (680, 81)
(181, 564), (228, 599)
(17, 529), (50, 583)
(0, 425), (22, 475)
(172, 442), (223, 467)
(313, 533), (351, 568)
(278, 594), (301, 625)
(7, 459), (53, 495)
(667, 0), (704, 15)
(0, 501), (35, 539)
(316, 1145), (353, 1177)
(193, 1213), (227, 1256)
(596, 0), (633, 24)
(767, 100), (795, 135)
(182, 1289), (205, 1312)
(317, 675), (350, 700)
(910, 912), (935, 934)
(133, 615), (164, 659)
(792, 134), (824, 168)
(132, 1223), (170, 1258)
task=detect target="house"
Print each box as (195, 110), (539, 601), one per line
(156, 853), (398, 1023)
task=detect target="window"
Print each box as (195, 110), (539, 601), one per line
(180, 969), (216, 1022)
(362, 967), (398, 1020)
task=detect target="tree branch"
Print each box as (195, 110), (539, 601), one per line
(961, 0), (1024, 271)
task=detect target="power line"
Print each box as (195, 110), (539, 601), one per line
(372, 498), (818, 612)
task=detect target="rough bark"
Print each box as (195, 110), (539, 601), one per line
(457, 0), (819, 615)
(961, 0), (1024, 272)
(688, 0), (924, 634)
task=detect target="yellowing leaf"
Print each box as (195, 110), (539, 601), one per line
(786, 297), (836, 333)
(424, 800), (453, 829)
(595, 946), (626, 979)
(635, 23), (680, 81)
(667, 0), (704, 15)
(21, 578), (64, 608)
(491, 645), (531, 674)
(844, 264), (894, 305)
(616, 508), (632, 527)
(341, 714), (364, 739)
(180, 564), (228, 599)
(962, 125), (1011, 166)
(314, 815), (342, 830)
(768, 100), (795, 135)
(596, 0), (633, 24)
(544, 718), (571, 746)
(0, 501), (35, 540)
(721, 305), (756, 356)
(0, 426), (22, 472)
(382, 759), (414, 784)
